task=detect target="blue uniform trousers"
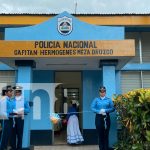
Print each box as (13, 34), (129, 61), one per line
(0, 118), (13, 150)
(10, 117), (24, 150)
(95, 114), (110, 150)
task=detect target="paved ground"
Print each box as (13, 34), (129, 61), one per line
(34, 145), (99, 150)
(34, 145), (114, 150)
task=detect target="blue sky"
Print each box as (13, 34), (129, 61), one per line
(0, 0), (150, 14)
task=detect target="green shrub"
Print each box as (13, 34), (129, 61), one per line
(113, 89), (150, 150)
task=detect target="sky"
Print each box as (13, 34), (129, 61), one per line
(0, 0), (150, 14)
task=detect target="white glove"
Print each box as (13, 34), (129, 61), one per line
(99, 109), (106, 115)
(17, 108), (24, 115)
(13, 109), (18, 114)
(18, 108), (24, 112)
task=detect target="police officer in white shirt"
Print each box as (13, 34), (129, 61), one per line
(10, 86), (30, 150)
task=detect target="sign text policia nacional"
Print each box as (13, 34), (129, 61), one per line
(0, 40), (135, 58)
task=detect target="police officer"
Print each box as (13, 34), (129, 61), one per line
(10, 86), (30, 150)
(91, 86), (115, 150)
(0, 85), (14, 150)
(0, 87), (6, 140)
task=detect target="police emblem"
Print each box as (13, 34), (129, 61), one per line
(58, 16), (72, 35)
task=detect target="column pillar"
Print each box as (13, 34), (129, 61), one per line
(15, 60), (35, 150)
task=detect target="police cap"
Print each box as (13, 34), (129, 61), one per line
(13, 86), (22, 91)
(99, 86), (106, 92)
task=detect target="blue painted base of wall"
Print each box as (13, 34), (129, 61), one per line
(30, 130), (52, 145)
(22, 148), (30, 150)
(83, 129), (98, 145)
(22, 145), (34, 150)
(83, 129), (115, 149)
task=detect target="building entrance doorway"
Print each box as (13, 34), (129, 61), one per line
(54, 71), (82, 145)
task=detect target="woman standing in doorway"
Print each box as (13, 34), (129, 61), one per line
(91, 86), (115, 150)
(67, 100), (84, 144)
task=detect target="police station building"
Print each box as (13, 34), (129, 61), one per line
(0, 11), (150, 149)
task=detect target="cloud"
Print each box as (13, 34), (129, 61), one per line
(76, 0), (150, 13)
(0, 0), (150, 14)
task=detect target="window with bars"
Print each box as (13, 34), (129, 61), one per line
(0, 71), (16, 85)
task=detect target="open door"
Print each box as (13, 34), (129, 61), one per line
(54, 71), (82, 145)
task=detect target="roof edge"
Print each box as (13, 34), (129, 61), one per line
(0, 13), (150, 16)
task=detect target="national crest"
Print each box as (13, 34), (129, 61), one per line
(57, 16), (73, 35)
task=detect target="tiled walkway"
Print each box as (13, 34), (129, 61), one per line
(34, 145), (99, 150)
